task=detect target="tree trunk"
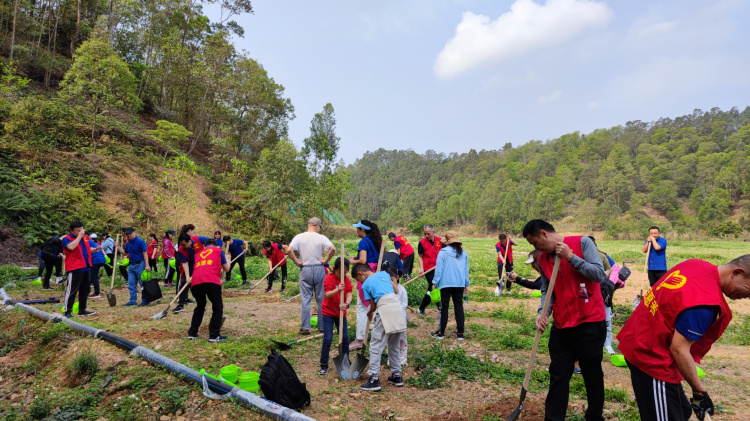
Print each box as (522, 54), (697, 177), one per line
(92, 100), (99, 153)
(9, 0), (18, 62)
(70, 0), (81, 57)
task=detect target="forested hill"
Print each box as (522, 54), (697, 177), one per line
(346, 107), (750, 238)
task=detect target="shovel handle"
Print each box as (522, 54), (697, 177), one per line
(644, 241), (651, 274)
(169, 266), (192, 307)
(292, 332), (324, 345)
(522, 257), (560, 391)
(362, 316), (373, 350)
(401, 267), (436, 287)
(376, 240), (386, 272)
(338, 240), (346, 346)
(249, 258), (287, 292)
(110, 234), (120, 292)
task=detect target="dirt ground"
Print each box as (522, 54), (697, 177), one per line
(3, 268), (750, 420)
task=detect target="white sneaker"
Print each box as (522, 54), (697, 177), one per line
(605, 345), (615, 355)
(505, 290), (512, 295)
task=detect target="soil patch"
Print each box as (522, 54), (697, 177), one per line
(427, 397), (545, 421)
(0, 227), (37, 266)
(124, 328), (181, 341)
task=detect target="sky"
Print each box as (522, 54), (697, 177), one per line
(217, 0), (750, 164)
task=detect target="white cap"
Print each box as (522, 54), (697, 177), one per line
(90, 233), (98, 239)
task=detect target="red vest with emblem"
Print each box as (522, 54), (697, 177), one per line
(538, 236), (605, 329)
(616, 259), (731, 383)
(190, 246), (223, 286)
(496, 240), (513, 264)
(191, 236), (205, 253)
(263, 243), (287, 266)
(395, 236), (414, 259)
(176, 247), (192, 275)
(419, 236), (443, 271)
(63, 233), (93, 271)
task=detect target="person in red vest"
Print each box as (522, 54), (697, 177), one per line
(175, 232), (211, 313)
(187, 239), (230, 342)
(147, 233), (159, 275)
(388, 232), (415, 277)
(417, 224), (445, 316)
(262, 240), (288, 293)
(522, 219), (608, 421)
(495, 233), (519, 294)
(617, 256), (750, 421)
(61, 221), (96, 318)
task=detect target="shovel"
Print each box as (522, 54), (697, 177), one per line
(495, 238), (512, 294)
(348, 316), (372, 380)
(507, 257), (560, 421)
(152, 267), (191, 320)
(400, 267), (435, 287)
(332, 240), (351, 380)
(270, 333), (324, 351)
(284, 293), (301, 302)
(107, 234), (120, 307)
(248, 259), (293, 294)
(633, 242), (650, 308)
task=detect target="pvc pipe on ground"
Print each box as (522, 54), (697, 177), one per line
(3, 289), (316, 421)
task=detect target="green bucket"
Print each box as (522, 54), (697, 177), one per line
(141, 271), (151, 282)
(311, 317), (318, 328)
(611, 354), (627, 367)
(219, 365), (241, 384)
(430, 288), (441, 303)
(32, 279), (42, 285)
(238, 371), (260, 393)
(106, 255), (111, 265)
(696, 366), (706, 379)
(169, 258), (176, 269)
(158, 255), (164, 262)
(236, 273), (242, 281)
(532, 291), (542, 297)
(120, 257), (130, 266)
(61, 302), (79, 314)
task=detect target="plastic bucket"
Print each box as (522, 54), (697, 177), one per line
(32, 280), (42, 285)
(120, 257), (130, 266)
(236, 273), (242, 281)
(696, 366), (706, 378)
(61, 302), (79, 314)
(106, 255), (111, 265)
(219, 365), (241, 384)
(141, 271), (151, 282)
(169, 258), (176, 269)
(311, 317), (318, 328)
(531, 291), (542, 297)
(611, 354), (627, 367)
(430, 288), (441, 303)
(238, 371), (260, 393)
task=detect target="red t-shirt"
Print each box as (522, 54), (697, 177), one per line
(322, 273), (353, 318)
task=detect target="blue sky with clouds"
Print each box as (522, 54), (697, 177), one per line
(220, 0), (750, 164)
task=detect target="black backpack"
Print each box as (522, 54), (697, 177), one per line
(40, 236), (61, 256)
(259, 351), (310, 409)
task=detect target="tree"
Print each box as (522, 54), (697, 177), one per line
(60, 38), (142, 152)
(146, 120), (193, 160)
(302, 103), (340, 180)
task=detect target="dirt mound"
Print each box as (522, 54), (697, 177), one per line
(0, 227), (37, 266)
(428, 397), (545, 421)
(124, 328), (181, 341)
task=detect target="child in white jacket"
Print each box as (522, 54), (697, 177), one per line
(389, 267), (409, 365)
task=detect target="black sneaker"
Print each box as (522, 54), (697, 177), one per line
(318, 366), (328, 375)
(78, 310), (96, 316)
(431, 331), (445, 340)
(417, 309), (426, 316)
(173, 305), (185, 313)
(138, 300), (150, 306)
(360, 377), (381, 391)
(241, 281), (249, 286)
(387, 373), (404, 387)
(280, 287), (286, 293)
(209, 335), (227, 343)
(264, 289), (272, 293)
(64, 313), (73, 319)
(188, 334), (199, 340)
(457, 333), (465, 341)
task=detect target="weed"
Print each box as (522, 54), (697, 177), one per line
(158, 386), (190, 414)
(405, 367), (448, 389)
(611, 305), (634, 328)
(721, 314), (750, 346)
(469, 324), (534, 351)
(47, 404), (84, 421)
(28, 396), (52, 420)
(69, 350), (99, 376)
(39, 322), (71, 345)
(604, 386), (629, 403)
(489, 305), (531, 324)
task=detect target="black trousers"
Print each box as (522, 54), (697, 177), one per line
(546, 321), (606, 421)
(163, 259), (175, 284)
(188, 283), (223, 338)
(64, 270), (91, 314)
(267, 263), (288, 290)
(226, 255), (246, 282)
(402, 254), (414, 277)
(419, 271), (441, 312)
(648, 270), (667, 287)
(89, 263), (104, 295)
(149, 258), (158, 273)
(104, 253), (115, 277)
(438, 287), (465, 335)
(177, 272), (194, 304)
(627, 360), (692, 421)
(497, 262), (514, 291)
(41, 253), (63, 289)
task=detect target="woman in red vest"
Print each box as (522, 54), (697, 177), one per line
(617, 256), (750, 421)
(61, 221), (96, 318)
(187, 239), (230, 342)
(388, 232), (415, 277)
(495, 233), (518, 294)
(417, 224), (445, 316)
(522, 219), (608, 421)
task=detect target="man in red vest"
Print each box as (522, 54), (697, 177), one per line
(187, 239), (230, 342)
(262, 240), (288, 292)
(61, 221), (96, 318)
(617, 256), (750, 421)
(388, 232), (415, 277)
(522, 219), (608, 421)
(417, 224), (445, 316)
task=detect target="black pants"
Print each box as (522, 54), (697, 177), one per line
(438, 287), (465, 335)
(177, 273), (193, 304)
(497, 262), (514, 291)
(149, 258), (158, 273)
(226, 255), (246, 282)
(546, 321), (606, 421)
(627, 360), (692, 421)
(419, 271), (441, 313)
(64, 270), (91, 314)
(41, 253), (63, 289)
(648, 270), (667, 287)
(89, 263), (104, 295)
(104, 253), (115, 277)
(402, 254), (414, 277)
(188, 283), (223, 339)
(267, 263), (288, 290)
(163, 259), (175, 284)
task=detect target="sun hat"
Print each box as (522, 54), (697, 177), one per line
(443, 230), (461, 245)
(352, 221), (371, 230)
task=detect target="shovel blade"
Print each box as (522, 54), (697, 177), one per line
(333, 343), (351, 380)
(106, 292), (116, 307)
(506, 387), (527, 421)
(348, 351), (369, 381)
(269, 339), (292, 351)
(632, 290), (643, 308)
(151, 307), (169, 319)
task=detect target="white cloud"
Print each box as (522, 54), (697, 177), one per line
(434, 0), (614, 79)
(538, 90), (562, 103)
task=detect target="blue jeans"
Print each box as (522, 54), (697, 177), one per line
(127, 260), (145, 303)
(320, 314), (349, 368)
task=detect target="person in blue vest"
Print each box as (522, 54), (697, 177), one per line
(87, 233), (107, 299)
(223, 236), (248, 285)
(116, 227), (151, 307)
(642, 226), (668, 287)
(61, 221), (96, 318)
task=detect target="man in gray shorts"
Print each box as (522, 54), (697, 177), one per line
(287, 217), (336, 334)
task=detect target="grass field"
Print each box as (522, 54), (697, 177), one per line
(1, 238), (749, 420)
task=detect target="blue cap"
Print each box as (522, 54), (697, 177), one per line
(352, 222), (370, 230)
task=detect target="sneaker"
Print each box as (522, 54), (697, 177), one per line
(298, 329), (311, 335)
(573, 366), (582, 375)
(186, 298), (195, 304)
(431, 331), (445, 340)
(605, 345), (616, 355)
(280, 287), (286, 293)
(457, 333), (465, 341)
(90, 295), (101, 299)
(173, 305), (185, 313)
(122, 301), (137, 307)
(318, 366), (329, 375)
(241, 281), (249, 286)
(138, 300), (150, 306)
(78, 310), (96, 316)
(360, 377), (381, 391)
(387, 374), (404, 387)
(265, 289), (272, 293)
(349, 340), (364, 350)
(188, 334), (199, 340)
(417, 309), (426, 316)
(505, 290), (512, 295)
(64, 312), (73, 318)
(209, 335), (227, 343)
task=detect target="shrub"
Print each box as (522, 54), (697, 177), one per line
(158, 386), (190, 414)
(69, 350), (99, 376)
(28, 396), (52, 420)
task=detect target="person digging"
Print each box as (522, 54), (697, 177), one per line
(187, 239), (230, 342)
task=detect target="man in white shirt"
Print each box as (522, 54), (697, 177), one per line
(287, 217), (336, 334)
